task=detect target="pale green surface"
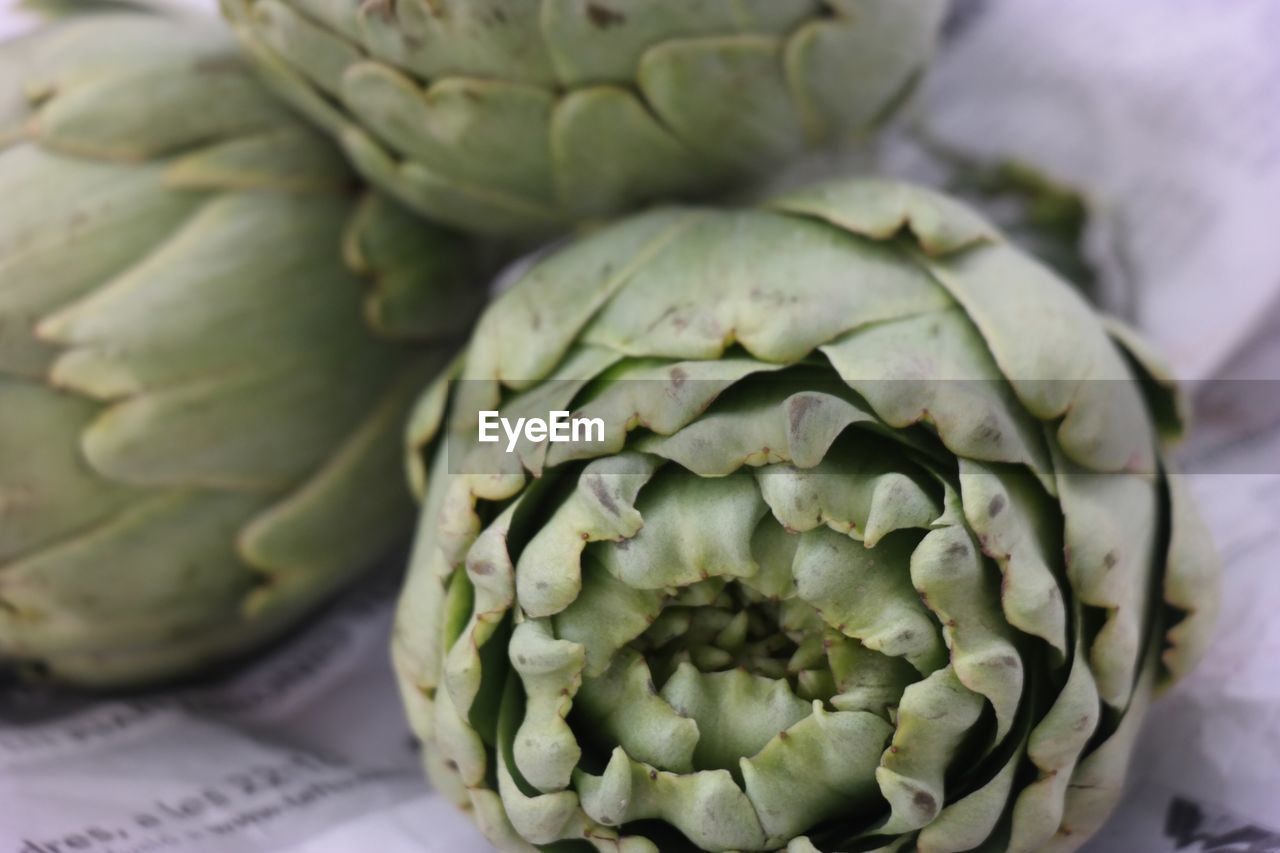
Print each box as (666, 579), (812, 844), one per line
(395, 179), (1220, 851)
(0, 8), (480, 686)
(219, 0), (947, 236)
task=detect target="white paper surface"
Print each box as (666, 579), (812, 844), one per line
(2, 1), (1278, 851)
(906, 0), (1280, 381)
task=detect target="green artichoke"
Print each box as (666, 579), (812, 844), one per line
(218, 0), (946, 237)
(394, 179), (1219, 852)
(0, 9), (479, 686)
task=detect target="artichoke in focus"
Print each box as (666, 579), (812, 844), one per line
(0, 9), (480, 686)
(395, 179), (1219, 851)
(219, 0), (946, 237)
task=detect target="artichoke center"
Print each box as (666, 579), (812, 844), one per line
(632, 582), (806, 689)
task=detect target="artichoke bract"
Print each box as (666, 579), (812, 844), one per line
(395, 180), (1219, 852)
(0, 10), (480, 687)
(218, 0), (946, 237)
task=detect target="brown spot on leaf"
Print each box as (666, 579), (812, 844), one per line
(912, 789), (937, 814)
(788, 394), (817, 434)
(974, 414), (1003, 444)
(987, 494), (1006, 517)
(589, 477), (620, 515)
(360, 0), (395, 23)
(586, 3), (626, 28)
(668, 366), (688, 388)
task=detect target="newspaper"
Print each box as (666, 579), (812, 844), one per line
(2, 0), (1278, 851)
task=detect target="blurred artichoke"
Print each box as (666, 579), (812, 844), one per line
(219, 0), (946, 237)
(0, 8), (480, 686)
(395, 179), (1219, 851)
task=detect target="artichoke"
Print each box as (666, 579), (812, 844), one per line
(218, 0), (946, 237)
(395, 179), (1219, 852)
(0, 8), (480, 686)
